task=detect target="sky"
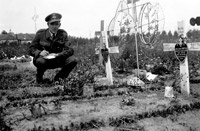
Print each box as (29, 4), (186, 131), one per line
(1, 0), (200, 38)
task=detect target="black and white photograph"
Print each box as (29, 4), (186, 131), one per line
(1, 0), (200, 130)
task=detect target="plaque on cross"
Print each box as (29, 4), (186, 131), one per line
(174, 37), (188, 63)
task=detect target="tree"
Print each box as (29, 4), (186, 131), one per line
(160, 30), (167, 41)
(1, 30), (7, 34)
(167, 31), (173, 39)
(173, 31), (179, 39)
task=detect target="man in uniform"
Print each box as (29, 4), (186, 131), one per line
(29, 13), (78, 84)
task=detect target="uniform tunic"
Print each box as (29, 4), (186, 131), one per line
(29, 28), (74, 60)
(29, 28), (77, 81)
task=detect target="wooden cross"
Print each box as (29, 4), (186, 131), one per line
(95, 20), (119, 85)
(163, 20), (200, 96)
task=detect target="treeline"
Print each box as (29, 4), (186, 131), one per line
(0, 36), (91, 59)
(0, 42), (30, 59)
(1, 29), (200, 60)
(115, 29), (200, 70)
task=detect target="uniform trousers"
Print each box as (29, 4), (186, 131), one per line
(33, 56), (78, 82)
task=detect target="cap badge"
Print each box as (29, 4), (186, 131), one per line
(52, 14), (57, 19)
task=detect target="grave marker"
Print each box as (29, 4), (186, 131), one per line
(95, 20), (119, 85)
(163, 20), (200, 96)
(174, 40), (188, 63)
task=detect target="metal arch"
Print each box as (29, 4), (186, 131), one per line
(138, 3), (157, 45)
(138, 2), (165, 46)
(107, 1), (165, 48)
(108, 0), (134, 36)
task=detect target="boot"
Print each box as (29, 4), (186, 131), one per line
(36, 68), (45, 84)
(36, 74), (43, 84)
(54, 60), (77, 82)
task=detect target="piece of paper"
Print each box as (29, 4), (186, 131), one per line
(44, 53), (57, 59)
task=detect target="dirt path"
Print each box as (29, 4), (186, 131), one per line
(5, 90), (200, 131)
(2, 61), (200, 131)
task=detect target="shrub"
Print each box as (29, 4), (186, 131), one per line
(0, 64), (17, 71)
(0, 106), (12, 131)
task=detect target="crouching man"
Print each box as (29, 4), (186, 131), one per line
(29, 13), (78, 84)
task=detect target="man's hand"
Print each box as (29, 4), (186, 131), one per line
(40, 50), (49, 57)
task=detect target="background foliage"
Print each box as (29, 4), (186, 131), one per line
(1, 29), (200, 72)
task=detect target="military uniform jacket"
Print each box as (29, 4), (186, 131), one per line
(29, 29), (74, 59)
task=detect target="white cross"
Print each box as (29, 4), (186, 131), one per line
(163, 21), (200, 96)
(95, 20), (119, 85)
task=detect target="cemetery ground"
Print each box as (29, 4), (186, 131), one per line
(2, 59), (200, 131)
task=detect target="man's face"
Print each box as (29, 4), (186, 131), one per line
(48, 21), (61, 33)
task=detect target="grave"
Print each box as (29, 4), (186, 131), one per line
(94, 0), (141, 86)
(163, 20), (200, 96)
(95, 0), (164, 86)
